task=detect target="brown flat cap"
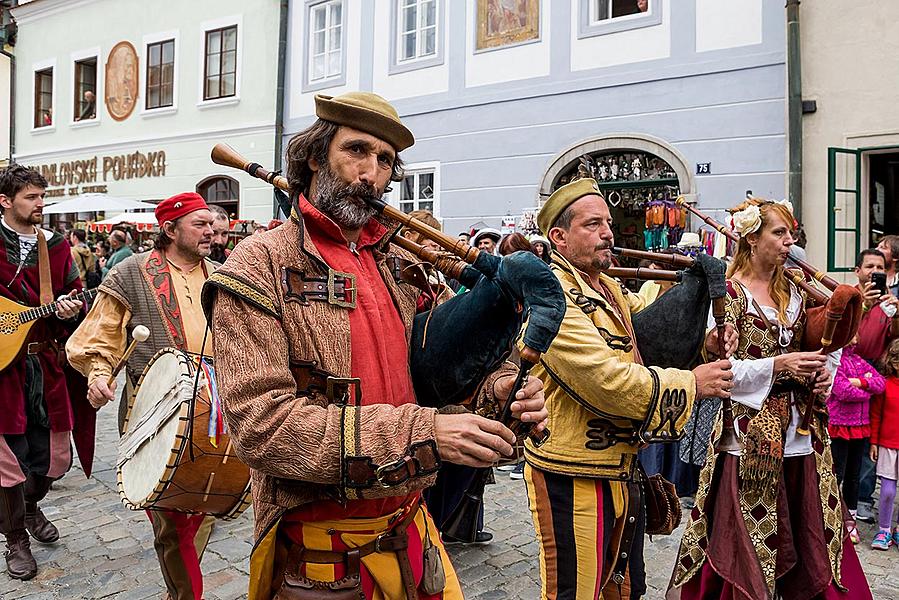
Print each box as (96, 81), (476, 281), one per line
(315, 92), (414, 152)
(537, 178), (603, 235)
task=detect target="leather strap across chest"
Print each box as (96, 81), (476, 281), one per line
(37, 229), (53, 305)
(283, 266), (357, 308)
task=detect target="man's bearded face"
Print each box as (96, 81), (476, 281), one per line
(313, 159), (380, 230)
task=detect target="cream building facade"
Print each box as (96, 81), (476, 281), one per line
(800, 0), (899, 274)
(1, 51), (9, 166)
(10, 0), (281, 222)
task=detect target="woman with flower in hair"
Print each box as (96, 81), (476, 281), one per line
(668, 199), (872, 599)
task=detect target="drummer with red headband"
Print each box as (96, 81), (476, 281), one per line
(67, 192), (218, 600)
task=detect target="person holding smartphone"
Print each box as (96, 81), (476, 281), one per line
(855, 249), (899, 362)
(852, 248), (899, 523)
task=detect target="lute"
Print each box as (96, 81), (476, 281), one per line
(0, 288), (98, 372)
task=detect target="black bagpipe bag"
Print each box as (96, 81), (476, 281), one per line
(410, 250), (565, 409)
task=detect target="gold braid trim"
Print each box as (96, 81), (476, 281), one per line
(341, 406), (361, 500)
(203, 271), (280, 319)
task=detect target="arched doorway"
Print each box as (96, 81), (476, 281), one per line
(539, 134), (696, 262)
(196, 175), (239, 218)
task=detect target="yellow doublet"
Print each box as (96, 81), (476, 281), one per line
(524, 253), (697, 484)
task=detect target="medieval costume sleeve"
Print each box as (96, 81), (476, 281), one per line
(539, 281), (695, 430)
(65, 292), (130, 384)
(209, 280), (440, 500)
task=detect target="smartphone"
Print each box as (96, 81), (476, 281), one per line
(871, 271), (888, 296)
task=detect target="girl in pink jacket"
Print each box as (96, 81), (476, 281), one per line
(827, 340), (886, 543)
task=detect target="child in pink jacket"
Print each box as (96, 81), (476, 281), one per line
(827, 340), (885, 543)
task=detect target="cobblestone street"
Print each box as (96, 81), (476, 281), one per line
(5, 403), (898, 599)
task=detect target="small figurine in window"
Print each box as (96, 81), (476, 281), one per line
(631, 157), (643, 181)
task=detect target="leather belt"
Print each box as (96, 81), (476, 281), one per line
(294, 503), (420, 599)
(610, 480), (643, 587)
(385, 255), (432, 293)
(27, 340), (55, 355)
(344, 440), (440, 488)
(289, 360), (361, 405)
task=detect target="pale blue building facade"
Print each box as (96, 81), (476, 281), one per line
(283, 0), (786, 236)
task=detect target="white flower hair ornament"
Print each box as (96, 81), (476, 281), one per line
(774, 198), (794, 215)
(731, 204), (763, 238)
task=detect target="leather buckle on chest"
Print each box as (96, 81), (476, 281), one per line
(283, 267), (357, 308)
(328, 269), (356, 308)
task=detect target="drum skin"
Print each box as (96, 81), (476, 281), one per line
(117, 348), (251, 519)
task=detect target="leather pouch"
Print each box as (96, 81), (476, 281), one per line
(420, 508), (446, 595)
(274, 549), (364, 600)
(643, 473), (681, 536)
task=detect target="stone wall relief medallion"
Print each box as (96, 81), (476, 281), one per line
(105, 41), (139, 121)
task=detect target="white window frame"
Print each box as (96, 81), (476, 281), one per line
(390, 162), (440, 218)
(31, 58), (56, 135)
(140, 29), (180, 118)
(578, 0), (662, 39)
(69, 46), (101, 128)
(390, 0), (444, 74)
(303, 0), (347, 92)
(197, 14), (243, 109)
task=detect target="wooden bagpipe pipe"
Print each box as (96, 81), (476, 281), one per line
(673, 198), (863, 436)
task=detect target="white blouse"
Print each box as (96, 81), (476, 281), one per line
(708, 285), (838, 457)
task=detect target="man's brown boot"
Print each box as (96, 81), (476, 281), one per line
(24, 474), (58, 544)
(4, 530), (37, 580)
(0, 484), (37, 580)
(25, 502), (59, 544)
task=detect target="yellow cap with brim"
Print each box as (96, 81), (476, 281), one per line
(537, 178), (603, 235)
(315, 92), (414, 152)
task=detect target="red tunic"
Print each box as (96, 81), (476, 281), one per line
(0, 224), (81, 434)
(285, 196), (418, 522)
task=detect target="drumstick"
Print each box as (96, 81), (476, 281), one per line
(106, 326), (150, 387)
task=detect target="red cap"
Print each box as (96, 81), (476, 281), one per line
(267, 219), (283, 230)
(155, 192), (210, 226)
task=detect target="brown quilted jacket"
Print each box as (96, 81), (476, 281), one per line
(203, 214), (508, 544)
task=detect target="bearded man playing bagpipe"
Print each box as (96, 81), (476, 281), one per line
(524, 179), (736, 599)
(202, 92), (548, 600)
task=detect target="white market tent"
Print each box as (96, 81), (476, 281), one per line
(43, 193), (157, 215)
(94, 211), (158, 225)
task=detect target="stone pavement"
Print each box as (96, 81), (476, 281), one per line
(6, 399), (898, 599)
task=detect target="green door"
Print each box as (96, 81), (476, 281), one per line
(827, 147), (861, 272)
